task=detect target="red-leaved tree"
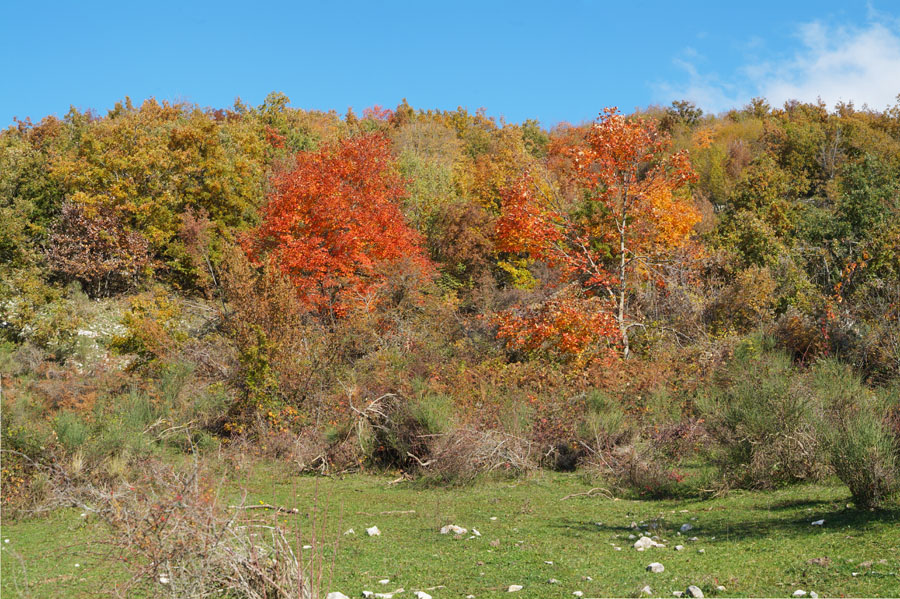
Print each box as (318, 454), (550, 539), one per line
(496, 108), (699, 358)
(248, 133), (430, 317)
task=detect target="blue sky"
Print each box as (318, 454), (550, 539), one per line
(3, 1), (899, 126)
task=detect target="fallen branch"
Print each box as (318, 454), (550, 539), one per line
(228, 504), (300, 514)
(560, 487), (614, 501)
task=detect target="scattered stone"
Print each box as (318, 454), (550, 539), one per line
(631, 521), (639, 528)
(689, 537), (699, 542)
(698, 549), (705, 554)
(378, 579), (390, 585)
(467, 596), (476, 599)
(440, 524), (467, 535)
(573, 592), (584, 597)
(807, 557), (830, 567)
(344, 529), (355, 536)
(641, 586), (653, 595)
(614, 546), (622, 551)
(548, 579), (560, 584)
(715, 586), (725, 592)
(685, 585), (704, 598)
(366, 526), (381, 537)
(583, 576), (592, 581)
(810, 593), (818, 599)
(414, 592), (432, 599)
(545, 560), (553, 565)
(303, 545), (313, 550)
(508, 585), (523, 592)
(490, 539), (501, 547)
(472, 528), (481, 537)
(629, 534), (638, 540)
(674, 545), (684, 551)
(158, 575), (170, 584)
(859, 561), (873, 568)
(490, 516), (498, 521)
(363, 592), (374, 598)
(647, 562), (665, 573)
(634, 536), (664, 551)
(673, 592), (684, 598)
(852, 572), (858, 577)
(792, 590), (807, 598)
(811, 519), (825, 526)
(327, 594), (349, 599)
(680, 523), (693, 533)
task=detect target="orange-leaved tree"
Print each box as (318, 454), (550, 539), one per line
(248, 133), (430, 318)
(496, 108), (699, 358)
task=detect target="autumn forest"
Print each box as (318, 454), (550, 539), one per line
(1, 93), (899, 597)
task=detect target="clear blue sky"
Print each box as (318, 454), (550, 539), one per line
(3, 1), (898, 126)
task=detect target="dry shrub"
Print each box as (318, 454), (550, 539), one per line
(598, 444), (689, 499)
(77, 459), (337, 598)
(419, 428), (537, 484)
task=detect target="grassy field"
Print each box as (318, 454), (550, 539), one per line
(1, 467), (898, 598)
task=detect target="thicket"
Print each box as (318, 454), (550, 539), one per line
(2, 94), (899, 514)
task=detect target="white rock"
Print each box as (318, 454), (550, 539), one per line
(697, 549), (705, 554)
(414, 592), (432, 599)
(327, 594), (350, 599)
(634, 536), (664, 551)
(545, 560), (553, 565)
(440, 524), (467, 535)
(303, 545), (313, 550)
(467, 596), (476, 599)
(675, 545), (684, 551)
(363, 592), (374, 598)
(811, 519), (825, 526)
(680, 523), (693, 533)
(716, 586), (725, 591)
(508, 585), (523, 592)
(74, 563), (80, 568)
(549, 578), (560, 584)
(158, 575), (170, 584)
(344, 529), (355, 535)
(378, 579), (390, 585)
(792, 591), (807, 598)
(685, 585), (704, 598)
(614, 546), (622, 551)
(641, 586), (653, 595)
(673, 592), (684, 598)
(366, 526), (381, 537)
(472, 528), (481, 537)
(647, 562), (665, 573)
(689, 536), (699, 542)
(810, 593), (818, 599)
(490, 516), (498, 521)
(628, 534), (638, 540)
(573, 592), (584, 597)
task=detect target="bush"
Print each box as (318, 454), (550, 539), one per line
(698, 335), (825, 488)
(578, 390), (630, 451)
(813, 360), (899, 509)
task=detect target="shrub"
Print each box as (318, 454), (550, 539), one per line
(813, 360), (899, 509)
(698, 335), (825, 488)
(578, 390), (630, 451)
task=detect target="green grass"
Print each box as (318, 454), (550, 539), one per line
(2, 469), (898, 598)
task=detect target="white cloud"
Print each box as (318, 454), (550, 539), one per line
(657, 20), (900, 113)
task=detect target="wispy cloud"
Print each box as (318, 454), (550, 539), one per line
(656, 19), (900, 113)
